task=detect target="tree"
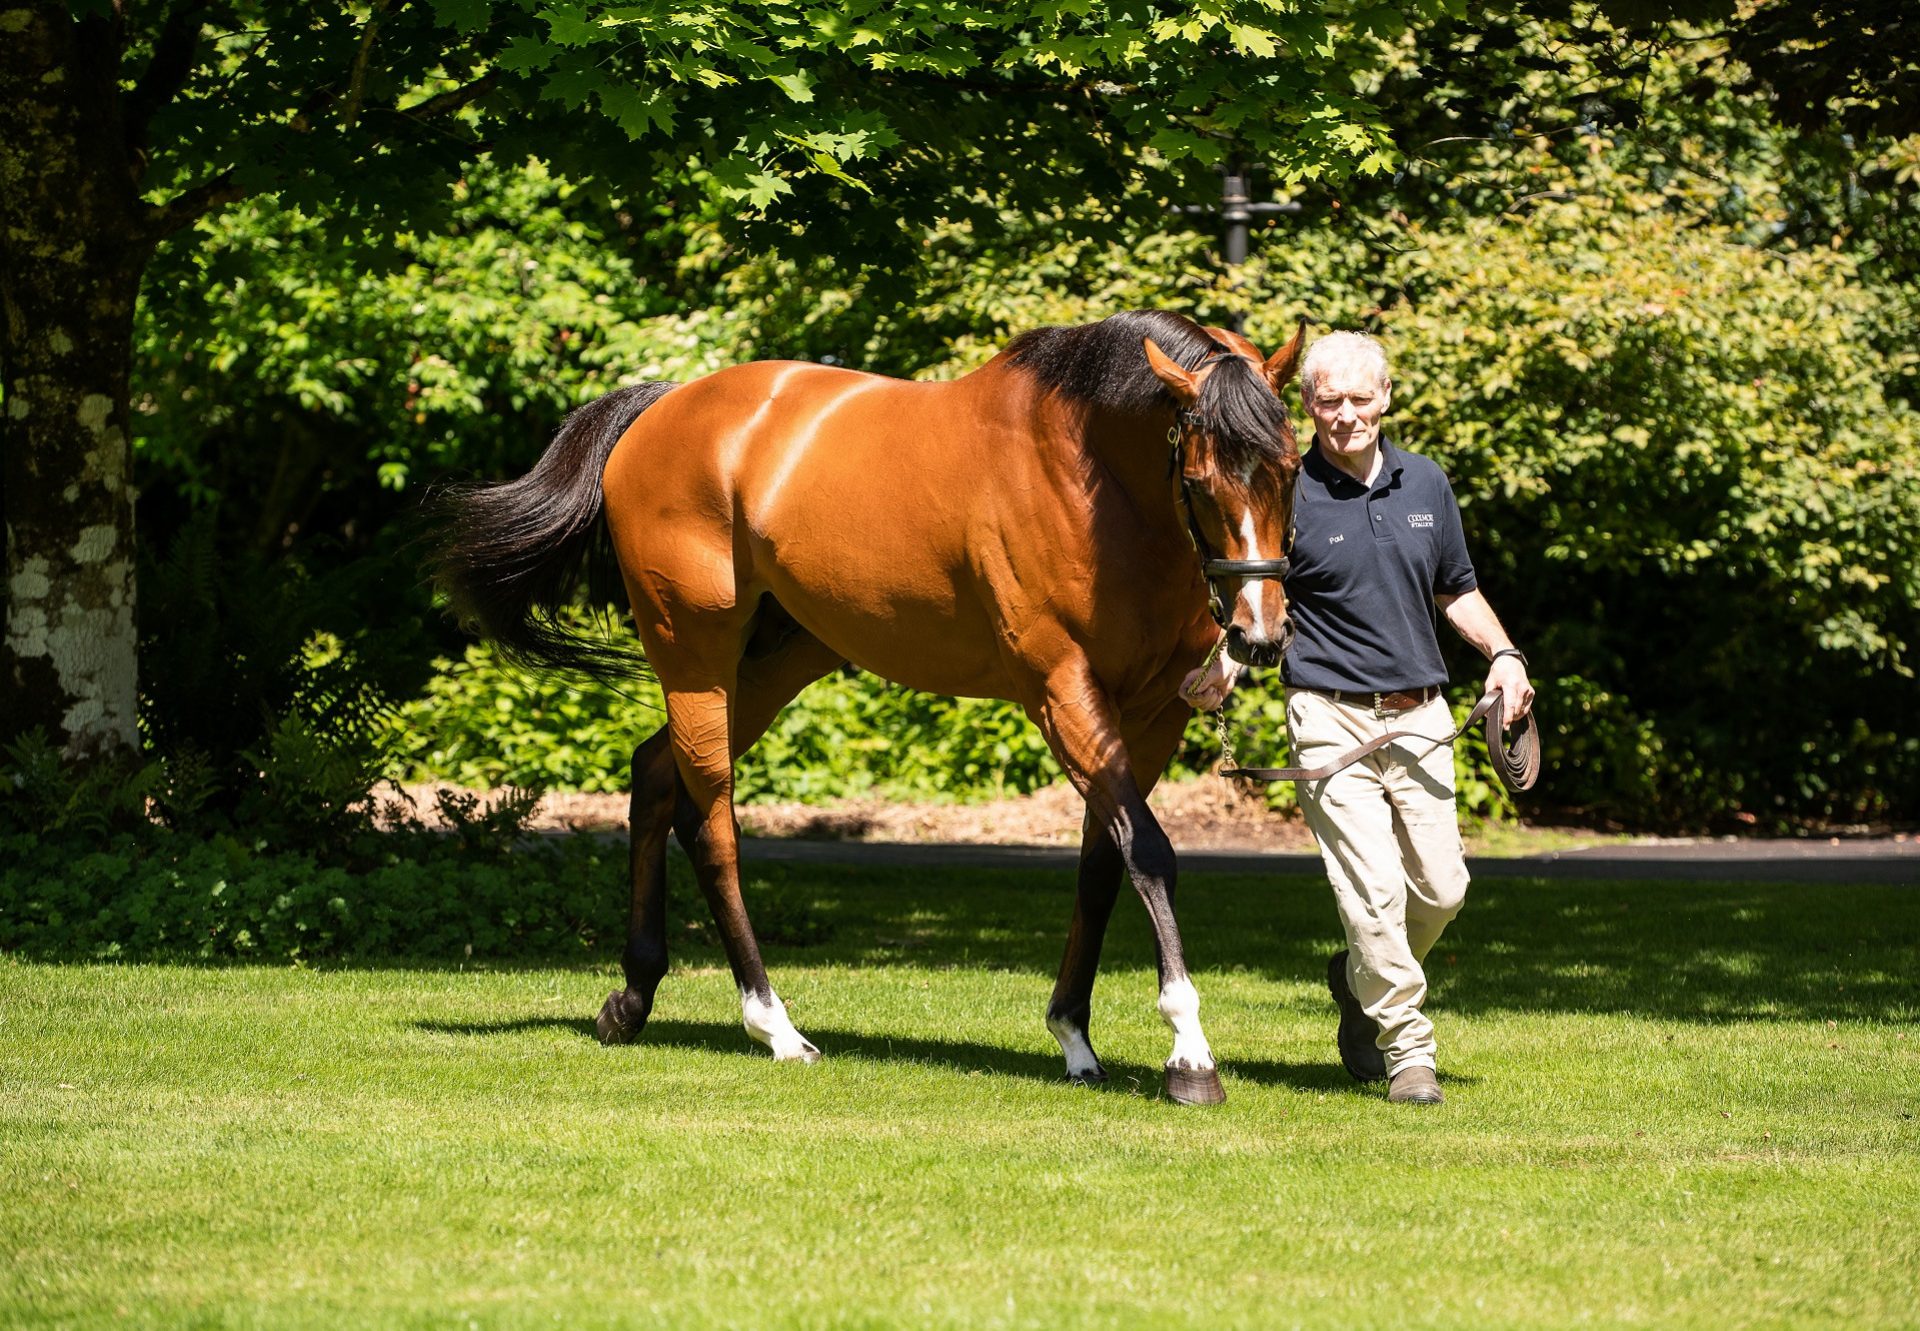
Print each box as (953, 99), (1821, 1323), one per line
(1, 0), (1422, 761)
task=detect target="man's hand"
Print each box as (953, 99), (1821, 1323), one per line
(1487, 654), (1534, 724)
(1180, 639), (1244, 711)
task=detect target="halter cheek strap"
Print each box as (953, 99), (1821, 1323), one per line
(1170, 410), (1292, 627)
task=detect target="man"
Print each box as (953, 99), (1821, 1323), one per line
(1186, 331), (1533, 1105)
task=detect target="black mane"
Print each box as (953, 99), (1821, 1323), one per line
(1004, 310), (1294, 478)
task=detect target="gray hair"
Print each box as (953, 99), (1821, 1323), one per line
(1300, 331), (1391, 398)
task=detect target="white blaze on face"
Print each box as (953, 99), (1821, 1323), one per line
(741, 987), (820, 1063)
(1235, 510), (1268, 636)
(1156, 976), (1215, 1072)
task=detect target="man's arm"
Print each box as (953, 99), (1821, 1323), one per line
(1435, 589), (1535, 722)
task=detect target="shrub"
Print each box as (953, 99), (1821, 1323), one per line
(1374, 199), (1920, 826)
(0, 795), (829, 965)
(133, 515), (429, 847)
(388, 634), (1062, 803)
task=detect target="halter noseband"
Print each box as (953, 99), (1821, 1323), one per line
(1169, 397), (1293, 629)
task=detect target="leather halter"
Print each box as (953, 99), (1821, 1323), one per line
(1169, 402), (1292, 629)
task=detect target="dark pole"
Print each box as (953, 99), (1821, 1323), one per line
(1174, 162), (1301, 332)
(1223, 168), (1252, 267)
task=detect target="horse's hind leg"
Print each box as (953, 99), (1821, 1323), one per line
(1047, 811), (1124, 1083)
(596, 726), (678, 1044)
(662, 616), (844, 1062)
(1046, 702), (1192, 1088)
(599, 617), (843, 1054)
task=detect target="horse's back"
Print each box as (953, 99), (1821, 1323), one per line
(602, 358), (1042, 694)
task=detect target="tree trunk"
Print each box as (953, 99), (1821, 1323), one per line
(0, 6), (146, 760)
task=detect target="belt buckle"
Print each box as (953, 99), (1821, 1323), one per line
(1371, 690), (1388, 721)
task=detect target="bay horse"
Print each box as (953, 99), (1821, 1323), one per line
(433, 310), (1305, 1104)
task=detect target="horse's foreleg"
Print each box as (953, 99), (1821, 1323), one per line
(597, 726), (679, 1043)
(1034, 680), (1222, 1105)
(1046, 702), (1193, 1087)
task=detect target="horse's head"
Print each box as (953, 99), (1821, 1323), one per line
(1144, 322), (1306, 667)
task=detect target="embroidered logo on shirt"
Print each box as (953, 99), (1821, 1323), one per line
(1328, 534), (1345, 545)
(1407, 513), (1435, 528)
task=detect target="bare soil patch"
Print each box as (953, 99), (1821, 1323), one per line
(397, 777), (1318, 852)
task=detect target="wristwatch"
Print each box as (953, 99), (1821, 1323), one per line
(1491, 647), (1528, 668)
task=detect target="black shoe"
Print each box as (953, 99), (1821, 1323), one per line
(1327, 950), (1388, 1083)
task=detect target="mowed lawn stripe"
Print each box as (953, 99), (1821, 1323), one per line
(3, 870), (1916, 1329)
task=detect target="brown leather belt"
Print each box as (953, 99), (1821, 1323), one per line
(1299, 685), (1440, 715)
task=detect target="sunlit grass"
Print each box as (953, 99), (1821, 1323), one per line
(3, 869), (1916, 1329)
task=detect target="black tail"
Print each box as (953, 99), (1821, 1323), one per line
(429, 382), (675, 679)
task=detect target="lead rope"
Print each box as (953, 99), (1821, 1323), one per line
(1218, 688), (1541, 793)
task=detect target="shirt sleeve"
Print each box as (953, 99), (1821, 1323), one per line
(1434, 471), (1478, 597)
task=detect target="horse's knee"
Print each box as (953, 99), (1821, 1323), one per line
(1123, 818), (1177, 896)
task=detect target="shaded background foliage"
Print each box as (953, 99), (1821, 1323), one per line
(105, 19), (1920, 835)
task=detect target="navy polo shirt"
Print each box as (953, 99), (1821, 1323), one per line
(1281, 437), (1477, 693)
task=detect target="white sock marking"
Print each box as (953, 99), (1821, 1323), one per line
(741, 987), (819, 1063)
(1157, 977), (1215, 1071)
(1046, 1013), (1104, 1080)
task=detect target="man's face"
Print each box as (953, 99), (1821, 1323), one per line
(1303, 358), (1391, 460)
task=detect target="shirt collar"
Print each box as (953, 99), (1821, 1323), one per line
(1306, 434), (1402, 491)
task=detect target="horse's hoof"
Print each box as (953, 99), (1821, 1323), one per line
(1165, 1065), (1226, 1105)
(596, 990), (647, 1046)
(1067, 1066), (1109, 1088)
(773, 1040), (822, 1065)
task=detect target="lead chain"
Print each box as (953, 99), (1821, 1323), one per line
(1215, 698), (1237, 776)
(1181, 631), (1239, 775)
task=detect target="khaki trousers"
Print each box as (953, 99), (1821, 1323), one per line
(1286, 689), (1470, 1075)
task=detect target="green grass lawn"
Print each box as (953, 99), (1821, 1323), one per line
(3, 865), (1917, 1330)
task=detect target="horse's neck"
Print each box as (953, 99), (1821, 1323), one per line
(1078, 406), (1182, 529)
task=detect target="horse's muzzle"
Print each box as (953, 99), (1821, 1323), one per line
(1227, 621), (1293, 668)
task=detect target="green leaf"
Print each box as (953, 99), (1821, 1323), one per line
(1229, 24), (1279, 58)
(771, 71), (816, 104)
(540, 4), (611, 46)
(541, 66), (605, 111)
(495, 36), (553, 73)
(429, 0), (491, 34)
(707, 155), (792, 209)
(596, 84), (675, 139)
(802, 149), (872, 193)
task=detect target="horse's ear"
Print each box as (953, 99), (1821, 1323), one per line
(1203, 325), (1260, 358)
(1263, 319), (1308, 391)
(1143, 337), (1201, 407)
